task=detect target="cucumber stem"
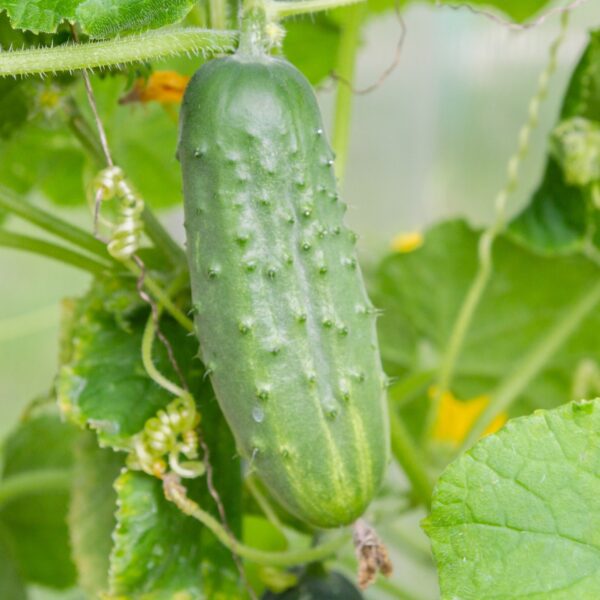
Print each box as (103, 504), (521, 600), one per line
(238, 3), (268, 57)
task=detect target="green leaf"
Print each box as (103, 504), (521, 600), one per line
(424, 399), (600, 599)
(283, 15), (341, 85)
(509, 31), (600, 254)
(508, 159), (593, 255)
(0, 538), (27, 600)
(57, 277), (194, 448)
(0, 413), (77, 588)
(68, 431), (123, 597)
(2, 0), (195, 37)
(0, 79), (33, 140)
(373, 220), (600, 423)
(0, 120), (88, 206)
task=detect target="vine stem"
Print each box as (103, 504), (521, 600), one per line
(0, 469), (72, 508)
(426, 11), (570, 437)
(0, 185), (110, 261)
(0, 229), (113, 274)
(125, 259), (194, 332)
(460, 278), (600, 452)
(0, 28), (237, 77)
(266, 0), (365, 18)
(332, 2), (365, 184)
(389, 405), (433, 508)
(164, 474), (350, 567)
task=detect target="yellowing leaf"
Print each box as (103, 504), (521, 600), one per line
(391, 231), (423, 253)
(431, 387), (507, 445)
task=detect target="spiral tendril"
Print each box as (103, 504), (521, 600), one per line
(91, 165), (145, 260)
(127, 394), (205, 479)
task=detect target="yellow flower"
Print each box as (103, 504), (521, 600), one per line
(391, 231), (424, 253)
(119, 71), (190, 105)
(430, 387), (507, 445)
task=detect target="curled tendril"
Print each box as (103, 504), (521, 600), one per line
(127, 394), (205, 479)
(91, 165), (145, 260)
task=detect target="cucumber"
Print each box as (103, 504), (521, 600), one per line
(178, 31), (389, 528)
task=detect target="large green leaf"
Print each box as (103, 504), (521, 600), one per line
(2, 0), (195, 37)
(509, 31), (600, 254)
(424, 399), (600, 599)
(0, 413), (77, 589)
(373, 220), (600, 423)
(68, 431), (123, 597)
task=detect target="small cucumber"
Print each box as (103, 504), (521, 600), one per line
(179, 36), (389, 528)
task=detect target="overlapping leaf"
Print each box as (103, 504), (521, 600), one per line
(373, 220), (600, 431)
(424, 399), (600, 599)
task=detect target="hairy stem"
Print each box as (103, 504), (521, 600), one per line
(461, 278), (600, 452)
(0, 28), (237, 77)
(0, 185), (108, 260)
(267, 0), (365, 18)
(332, 3), (364, 184)
(389, 403), (433, 508)
(426, 13), (569, 436)
(0, 469), (72, 508)
(166, 475), (350, 566)
(0, 229), (113, 274)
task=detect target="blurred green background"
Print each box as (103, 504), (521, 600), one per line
(0, 3), (599, 597)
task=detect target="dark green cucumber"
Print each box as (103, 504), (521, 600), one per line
(179, 43), (389, 528)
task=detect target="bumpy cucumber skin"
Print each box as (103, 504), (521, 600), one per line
(179, 54), (389, 528)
